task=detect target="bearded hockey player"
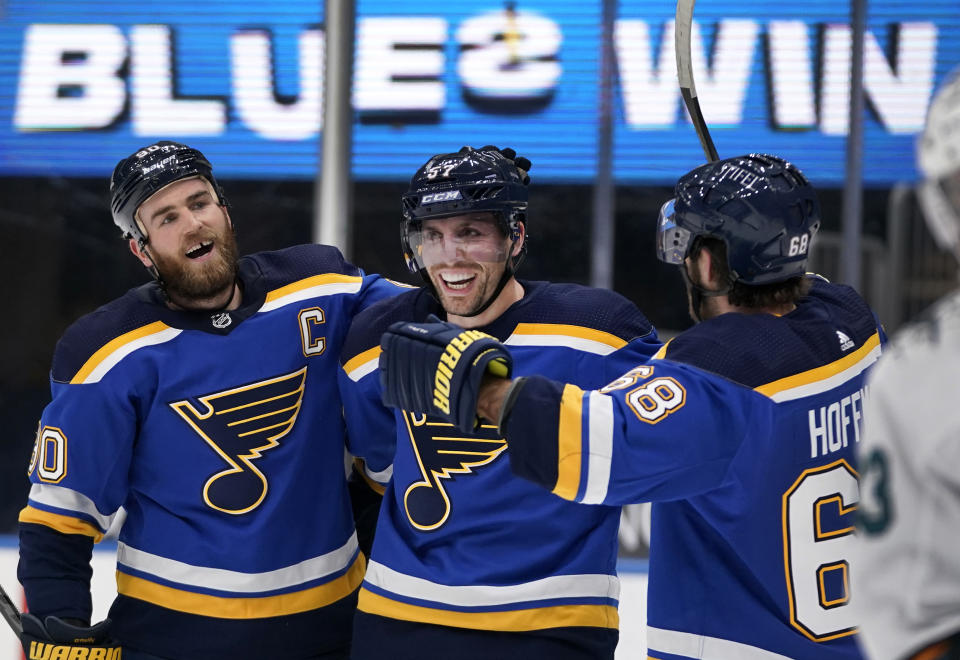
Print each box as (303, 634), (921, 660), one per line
(17, 141), (403, 659)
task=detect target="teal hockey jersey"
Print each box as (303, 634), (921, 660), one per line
(505, 279), (884, 660)
(339, 281), (660, 634)
(18, 244), (405, 659)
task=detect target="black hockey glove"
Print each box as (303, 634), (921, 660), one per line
(380, 316), (512, 433)
(481, 145), (531, 184)
(20, 613), (121, 660)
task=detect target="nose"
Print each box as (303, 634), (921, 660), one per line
(186, 208), (207, 231)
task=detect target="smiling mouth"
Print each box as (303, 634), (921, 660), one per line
(441, 273), (476, 290)
(185, 241), (214, 259)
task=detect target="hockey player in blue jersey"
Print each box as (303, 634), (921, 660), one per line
(338, 146), (661, 659)
(378, 153), (886, 659)
(16, 141), (404, 660)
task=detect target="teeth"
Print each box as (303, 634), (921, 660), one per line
(442, 273), (473, 283)
(186, 241), (212, 257)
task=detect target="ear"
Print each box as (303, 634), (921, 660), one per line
(693, 248), (721, 290)
(510, 222), (525, 257)
(129, 238), (153, 268)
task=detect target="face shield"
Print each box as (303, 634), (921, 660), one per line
(656, 198), (695, 265)
(403, 214), (512, 272)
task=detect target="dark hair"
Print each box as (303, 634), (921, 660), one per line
(695, 237), (811, 308)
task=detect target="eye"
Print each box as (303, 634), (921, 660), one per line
(159, 214), (177, 225)
(190, 199), (210, 211)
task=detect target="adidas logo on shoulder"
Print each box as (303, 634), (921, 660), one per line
(836, 330), (854, 351)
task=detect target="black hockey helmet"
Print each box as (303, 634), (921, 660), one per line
(110, 141), (228, 245)
(401, 146), (529, 275)
(656, 153), (821, 285)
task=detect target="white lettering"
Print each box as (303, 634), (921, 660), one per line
(457, 10), (561, 99)
(231, 29), (323, 140)
(10, 19), (941, 138)
(615, 20), (677, 127)
(809, 407), (828, 458)
(131, 25), (225, 135)
(354, 17), (446, 112)
(821, 22), (936, 135)
(14, 24), (126, 131)
(808, 387), (868, 458)
(768, 21), (816, 129)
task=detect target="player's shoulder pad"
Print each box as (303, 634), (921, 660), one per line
(51, 285), (168, 383)
(661, 278), (882, 389)
(340, 287), (429, 366)
(805, 277), (878, 338)
(515, 281), (655, 341)
(243, 243), (362, 289)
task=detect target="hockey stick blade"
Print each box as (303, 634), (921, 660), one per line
(0, 581), (23, 637)
(675, 0), (719, 162)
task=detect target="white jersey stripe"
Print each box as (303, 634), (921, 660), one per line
(363, 560), (619, 608)
(28, 483), (116, 531)
(117, 532), (359, 594)
(259, 281), (363, 313)
(767, 343), (881, 402)
(581, 392), (614, 504)
(346, 355), (379, 382)
(646, 626), (795, 660)
(503, 334), (618, 356)
(81, 327), (182, 384)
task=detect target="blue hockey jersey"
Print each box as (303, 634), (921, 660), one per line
(18, 244), (405, 660)
(505, 279), (883, 659)
(339, 281), (660, 635)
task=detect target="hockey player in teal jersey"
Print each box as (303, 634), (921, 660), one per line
(338, 146), (661, 659)
(378, 153), (886, 659)
(16, 141), (405, 660)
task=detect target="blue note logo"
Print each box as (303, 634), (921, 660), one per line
(401, 411), (506, 531)
(170, 367), (307, 514)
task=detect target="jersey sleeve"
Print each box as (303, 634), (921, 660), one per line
(18, 333), (138, 619)
(355, 271), (416, 315)
(338, 298), (415, 489)
(504, 359), (766, 505)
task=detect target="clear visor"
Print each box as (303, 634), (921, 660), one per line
(656, 198), (694, 265)
(405, 215), (511, 271)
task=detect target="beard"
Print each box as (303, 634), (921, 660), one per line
(152, 226), (239, 304)
(428, 263), (502, 318)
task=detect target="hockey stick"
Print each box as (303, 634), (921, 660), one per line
(0, 581), (23, 637)
(675, 0), (719, 162)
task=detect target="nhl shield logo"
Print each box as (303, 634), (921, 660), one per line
(211, 312), (232, 329)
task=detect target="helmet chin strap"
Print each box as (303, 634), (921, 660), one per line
(681, 263), (729, 323)
(456, 261), (517, 318)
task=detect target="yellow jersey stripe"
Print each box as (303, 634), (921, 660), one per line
(116, 553), (365, 619)
(755, 333), (881, 400)
(553, 384), (585, 501)
(354, 458), (387, 495)
(510, 323), (628, 349)
(343, 345), (381, 382)
(71, 321), (173, 384)
(651, 339), (672, 360)
(19, 505), (104, 542)
(357, 588), (618, 631)
(264, 273), (362, 304)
